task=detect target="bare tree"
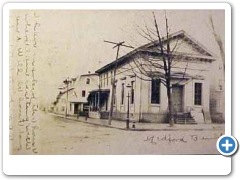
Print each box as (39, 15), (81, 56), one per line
(127, 11), (177, 126)
(106, 10), (212, 126)
(209, 13), (225, 72)
(208, 12), (225, 122)
(153, 12), (174, 126)
(118, 12), (200, 126)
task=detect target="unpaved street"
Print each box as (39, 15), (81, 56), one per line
(12, 112), (224, 155)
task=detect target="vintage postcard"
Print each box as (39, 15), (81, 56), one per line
(3, 3), (231, 175)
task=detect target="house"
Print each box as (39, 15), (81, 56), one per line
(53, 73), (98, 116)
(88, 30), (222, 124)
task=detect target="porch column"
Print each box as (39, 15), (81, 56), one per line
(91, 95), (94, 111)
(95, 93), (97, 111)
(98, 91), (100, 112)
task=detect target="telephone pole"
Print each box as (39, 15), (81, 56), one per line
(104, 40), (134, 125)
(63, 77), (70, 117)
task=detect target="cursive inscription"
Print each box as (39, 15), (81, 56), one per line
(144, 133), (223, 145)
(144, 134), (187, 144)
(9, 11), (40, 154)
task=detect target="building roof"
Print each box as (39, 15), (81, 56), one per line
(95, 30), (217, 74)
(80, 73), (98, 77)
(89, 88), (110, 93)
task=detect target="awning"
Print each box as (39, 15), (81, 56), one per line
(89, 89), (110, 94)
(70, 101), (86, 103)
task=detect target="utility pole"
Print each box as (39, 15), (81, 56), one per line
(104, 40), (134, 125)
(63, 77), (70, 117)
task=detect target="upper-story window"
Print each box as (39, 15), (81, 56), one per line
(86, 78), (90, 85)
(103, 74), (106, 87)
(100, 75), (103, 88)
(111, 71), (113, 84)
(106, 72), (108, 86)
(82, 90), (86, 97)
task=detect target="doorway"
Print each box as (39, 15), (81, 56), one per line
(74, 104), (79, 114)
(172, 85), (183, 112)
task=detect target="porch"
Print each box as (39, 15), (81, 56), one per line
(87, 89), (110, 119)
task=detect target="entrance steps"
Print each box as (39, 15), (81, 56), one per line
(174, 112), (197, 124)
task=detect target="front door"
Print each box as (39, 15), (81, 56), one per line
(172, 85), (183, 112)
(74, 104), (79, 114)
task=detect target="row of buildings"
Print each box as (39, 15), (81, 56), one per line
(52, 30), (225, 124)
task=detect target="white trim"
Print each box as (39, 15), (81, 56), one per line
(193, 81), (204, 107)
(3, 2), (231, 176)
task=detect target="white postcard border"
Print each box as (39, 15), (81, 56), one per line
(3, 2), (231, 175)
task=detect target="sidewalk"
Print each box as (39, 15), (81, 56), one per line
(51, 113), (225, 131)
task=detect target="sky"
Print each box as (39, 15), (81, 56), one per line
(14, 10), (225, 105)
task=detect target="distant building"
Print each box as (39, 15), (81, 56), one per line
(88, 30), (224, 124)
(209, 57), (225, 123)
(53, 73), (98, 116)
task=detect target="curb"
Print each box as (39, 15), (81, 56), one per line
(50, 113), (224, 132)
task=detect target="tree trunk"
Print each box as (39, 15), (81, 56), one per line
(167, 81), (174, 127)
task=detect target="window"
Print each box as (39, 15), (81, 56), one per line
(131, 81), (135, 104)
(82, 90), (86, 97)
(218, 80), (223, 91)
(194, 83), (202, 105)
(110, 71), (113, 84)
(121, 83), (125, 105)
(103, 74), (105, 87)
(106, 73), (108, 86)
(86, 78), (90, 84)
(113, 87), (116, 105)
(151, 79), (160, 104)
(100, 75), (102, 88)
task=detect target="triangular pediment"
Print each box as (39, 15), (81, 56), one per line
(143, 30), (216, 58)
(96, 30), (217, 74)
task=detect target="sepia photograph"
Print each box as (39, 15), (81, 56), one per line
(9, 8), (225, 155)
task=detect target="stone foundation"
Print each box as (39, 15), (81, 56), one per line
(141, 113), (167, 123)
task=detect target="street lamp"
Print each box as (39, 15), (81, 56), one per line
(126, 83), (131, 129)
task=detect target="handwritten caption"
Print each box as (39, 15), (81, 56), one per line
(144, 133), (224, 144)
(9, 11), (40, 154)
